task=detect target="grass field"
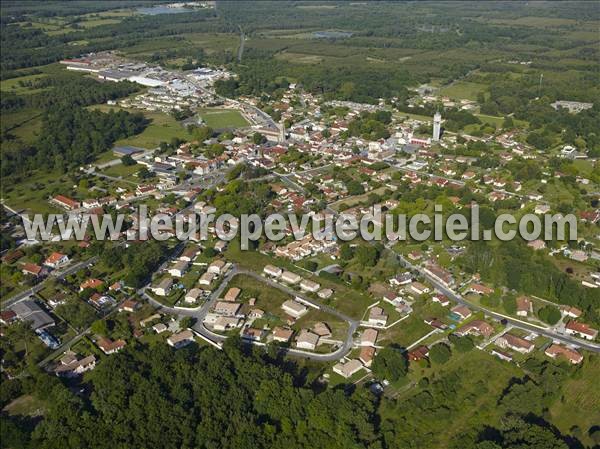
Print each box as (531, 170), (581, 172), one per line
(380, 349), (522, 447)
(549, 355), (600, 447)
(2, 395), (46, 417)
(0, 170), (72, 215)
(90, 105), (191, 148)
(438, 81), (487, 101)
(197, 108), (249, 129)
(0, 73), (48, 95)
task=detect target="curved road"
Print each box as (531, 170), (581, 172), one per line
(389, 248), (600, 353)
(143, 266), (358, 361)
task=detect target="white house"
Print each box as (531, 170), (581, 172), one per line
(152, 278), (173, 297)
(263, 264), (283, 278)
(280, 271), (302, 285)
(296, 329), (319, 350)
(185, 288), (202, 304)
(299, 279), (320, 293)
(168, 260), (189, 278)
(281, 300), (308, 319)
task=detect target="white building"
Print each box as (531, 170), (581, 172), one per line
(432, 112), (441, 142)
(281, 300), (308, 319)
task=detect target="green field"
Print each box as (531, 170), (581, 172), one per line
(197, 108), (249, 129)
(549, 355), (600, 447)
(90, 105), (191, 148)
(0, 73), (48, 95)
(438, 81), (487, 101)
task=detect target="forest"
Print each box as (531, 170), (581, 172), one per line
(0, 339), (586, 449)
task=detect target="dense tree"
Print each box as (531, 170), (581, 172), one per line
(371, 346), (408, 381)
(429, 343), (452, 364)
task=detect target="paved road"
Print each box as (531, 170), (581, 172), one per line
(317, 196), (600, 353)
(389, 248), (600, 353)
(144, 266), (359, 361)
(2, 257), (99, 309)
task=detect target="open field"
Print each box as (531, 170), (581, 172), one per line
(0, 170), (72, 215)
(381, 349), (522, 447)
(549, 355), (600, 447)
(0, 73), (48, 95)
(3, 395), (46, 417)
(89, 104), (191, 149)
(438, 81), (487, 101)
(197, 108), (249, 129)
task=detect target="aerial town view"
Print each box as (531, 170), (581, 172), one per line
(0, 1), (599, 448)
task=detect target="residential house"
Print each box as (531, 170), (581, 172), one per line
(359, 346), (376, 367)
(282, 300), (308, 319)
(97, 337), (126, 355)
(389, 272), (413, 287)
(333, 359), (363, 378)
(432, 294), (450, 306)
(43, 252), (69, 269)
(407, 281), (429, 296)
(151, 278), (173, 297)
(516, 296), (533, 317)
(51, 195), (80, 210)
(408, 345), (429, 361)
(167, 330), (195, 348)
(168, 260), (189, 277)
(544, 344), (583, 364)
(213, 316), (242, 331)
(450, 305), (472, 321)
(565, 321), (598, 340)
(455, 320), (494, 338)
(466, 283), (494, 296)
(199, 271), (216, 286)
(214, 301), (241, 317)
(300, 279), (321, 293)
(296, 329), (319, 350)
(119, 299), (140, 313)
(272, 327), (294, 343)
(312, 322), (332, 339)
(153, 323), (168, 334)
(263, 264), (283, 278)
(21, 263), (43, 277)
(280, 271), (302, 285)
(361, 328), (379, 347)
(0, 310), (17, 325)
(561, 306), (582, 319)
(207, 260), (226, 275)
(54, 352), (96, 377)
(185, 288), (202, 304)
(80, 278), (103, 291)
(496, 333), (534, 354)
(242, 327), (264, 341)
(224, 287), (241, 302)
(368, 307), (388, 327)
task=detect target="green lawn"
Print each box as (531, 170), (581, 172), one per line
(197, 108), (249, 129)
(101, 163), (143, 180)
(438, 81), (487, 101)
(225, 240), (373, 320)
